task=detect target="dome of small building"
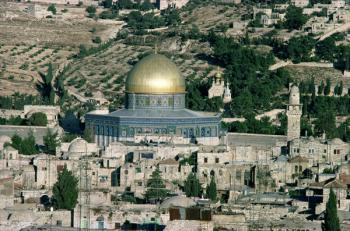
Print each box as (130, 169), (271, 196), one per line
(0, 135), (11, 143)
(125, 54), (186, 94)
(68, 138), (88, 154)
(160, 195), (196, 209)
(289, 85), (300, 105)
(330, 138), (343, 145)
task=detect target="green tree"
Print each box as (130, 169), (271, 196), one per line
(47, 4), (57, 15)
(163, 8), (181, 26)
(117, 0), (133, 9)
(314, 110), (336, 138)
(316, 37), (336, 61)
(145, 166), (169, 202)
(37, 63), (55, 105)
(12, 131), (39, 155)
(102, 0), (113, 8)
(324, 188), (341, 231)
(338, 81), (343, 95)
(43, 129), (60, 155)
(318, 81), (325, 95)
(22, 130), (39, 155)
(184, 173), (201, 197)
(140, 0), (154, 11)
(206, 176), (217, 201)
(231, 89), (254, 117)
(83, 127), (93, 143)
(11, 134), (22, 152)
(86, 5), (96, 18)
(324, 78), (331, 95)
(28, 112), (48, 126)
(52, 165), (79, 210)
(287, 36), (315, 63)
(284, 6), (308, 30)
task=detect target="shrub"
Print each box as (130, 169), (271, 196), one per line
(47, 4), (57, 15)
(28, 112), (48, 126)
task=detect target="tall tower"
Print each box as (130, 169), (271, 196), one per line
(287, 85), (302, 141)
(223, 83), (232, 104)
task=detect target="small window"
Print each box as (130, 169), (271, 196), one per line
(138, 182), (142, 186)
(204, 157), (208, 163)
(236, 170), (241, 180)
(215, 158), (219, 164)
(124, 170), (128, 175)
(92, 172), (95, 175)
(324, 149), (327, 153)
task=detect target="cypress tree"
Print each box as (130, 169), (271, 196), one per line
(318, 81), (325, 95)
(145, 166), (169, 202)
(338, 81), (343, 96)
(184, 172), (201, 197)
(324, 188), (340, 231)
(52, 165), (79, 210)
(324, 79), (331, 96)
(206, 176), (217, 201)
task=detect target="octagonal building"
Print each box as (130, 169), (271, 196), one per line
(85, 54), (222, 147)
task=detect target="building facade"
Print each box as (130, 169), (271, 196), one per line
(85, 54), (222, 147)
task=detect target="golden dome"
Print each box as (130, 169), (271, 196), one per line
(125, 54), (186, 94)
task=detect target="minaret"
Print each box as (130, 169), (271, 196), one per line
(223, 83), (232, 103)
(287, 85), (302, 141)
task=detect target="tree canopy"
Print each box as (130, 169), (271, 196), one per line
(184, 173), (202, 197)
(145, 166), (169, 202)
(284, 6), (308, 30)
(10, 131), (39, 155)
(28, 112), (48, 126)
(52, 165), (79, 210)
(206, 176), (217, 201)
(36, 63), (55, 105)
(43, 129), (60, 155)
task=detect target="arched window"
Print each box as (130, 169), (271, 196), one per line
(201, 128), (205, 137)
(210, 170), (215, 177)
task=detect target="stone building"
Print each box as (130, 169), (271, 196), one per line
(157, 0), (189, 10)
(291, 0), (309, 8)
(286, 85), (302, 142)
(208, 71), (225, 99)
(86, 54), (222, 147)
(289, 136), (349, 165)
(208, 70), (231, 104)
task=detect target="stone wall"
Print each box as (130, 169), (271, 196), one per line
(0, 109), (24, 119)
(0, 105), (60, 126)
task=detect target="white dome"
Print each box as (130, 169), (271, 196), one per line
(68, 138), (88, 154)
(160, 195), (196, 209)
(289, 85), (300, 105)
(331, 138), (343, 145)
(0, 135), (11, 143)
